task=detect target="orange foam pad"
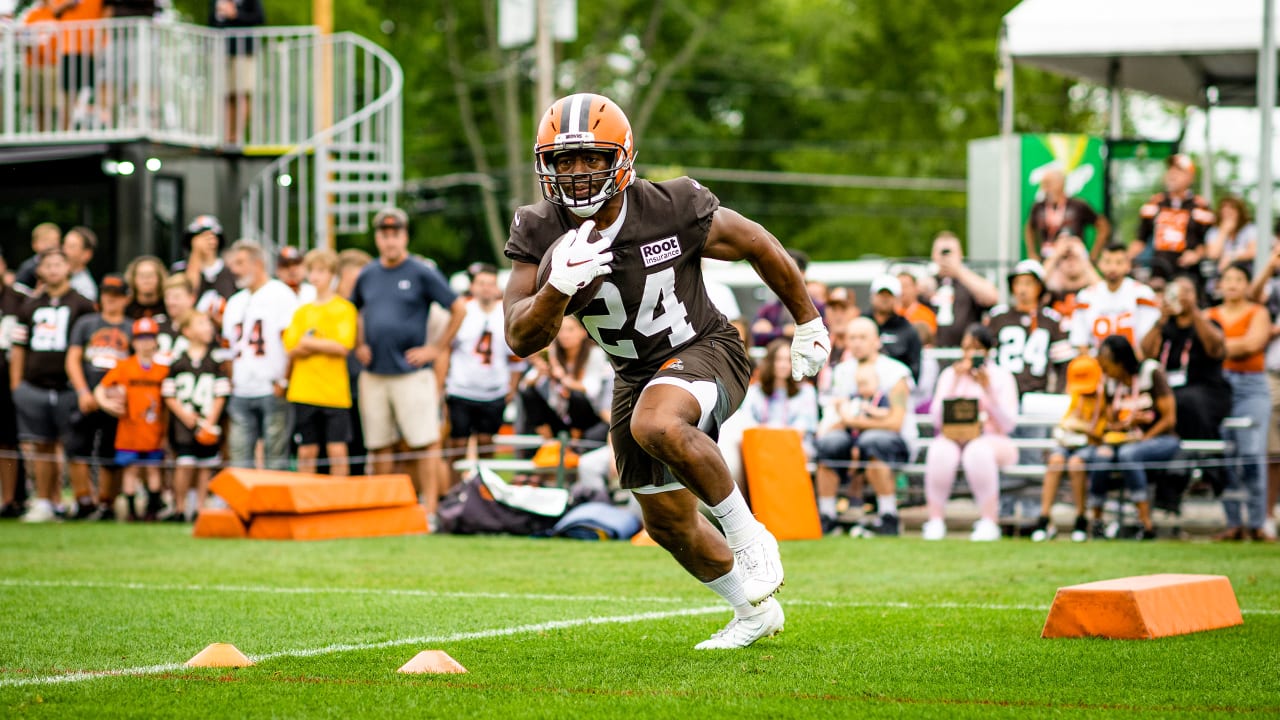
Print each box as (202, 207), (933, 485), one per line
(210, 469), (417, 520)
(248, 503), (429, 541)
(1042, 574), (1243, 639)
(192, 507), (247, 539)
(741, 428), (822, 540)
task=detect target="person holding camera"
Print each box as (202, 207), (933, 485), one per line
(1139, 274), (1229, 443)
(929, 233), (999, 348)
(920, 323), (1019, 542)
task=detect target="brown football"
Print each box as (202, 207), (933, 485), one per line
(536, 226), (607, 315)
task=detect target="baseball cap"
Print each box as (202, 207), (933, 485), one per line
(373, 207), (408, 231)
(131, 317), (160, 338)
(1167, 153), (1196, 174)
(870, 274), (901, 297)
(826, 286), (853, 307)
(1007, 259), (1046, 288)
(1064, 355), (1102, 395)
(185, 214), (223, 237)
(277, 245), (303, 266)
(99, 273), (129, 295)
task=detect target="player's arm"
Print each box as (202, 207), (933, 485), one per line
(704, 207), (817, 325)
(504, 261), (572, 359)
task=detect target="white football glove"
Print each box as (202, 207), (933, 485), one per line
(546, 220), (613, 297)
(790, 317), (831, 381)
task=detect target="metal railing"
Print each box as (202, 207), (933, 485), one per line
(1, 18), (318, 149)
(239, 31), (403, 253)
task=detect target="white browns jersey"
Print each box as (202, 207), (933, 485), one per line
(1069, 278), (1160, 351)
(445, 299), (523, 402)
(221, 279), (298, 397)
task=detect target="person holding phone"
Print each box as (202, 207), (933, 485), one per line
(921, 323), (1019, 541)
(930, 233), (999, 348)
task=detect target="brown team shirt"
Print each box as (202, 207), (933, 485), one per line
(506, 177), (733, 384)
(12, 290), (98, 390)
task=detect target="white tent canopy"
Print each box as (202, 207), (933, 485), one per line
(1004, 0), (1277, 106)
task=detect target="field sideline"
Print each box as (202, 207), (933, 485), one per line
(1, 524), (1277, 718)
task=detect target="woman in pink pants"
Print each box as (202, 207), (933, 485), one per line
(922, 324), (1019, 541)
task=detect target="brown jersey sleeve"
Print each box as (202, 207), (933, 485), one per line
(504, 201), (572, 266)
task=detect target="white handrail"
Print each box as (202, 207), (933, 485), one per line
(239, 30), (403, 253)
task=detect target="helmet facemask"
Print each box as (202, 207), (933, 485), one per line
(535, 137), (634, 218)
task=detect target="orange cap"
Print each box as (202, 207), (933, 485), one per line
(1065, 355), (1102, 395)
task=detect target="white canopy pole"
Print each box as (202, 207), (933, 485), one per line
(998, 26), (1014, 292)
(1257, 0), (1276, 276)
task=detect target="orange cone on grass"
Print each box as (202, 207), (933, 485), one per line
(398, 650), (467, 674)
(185, 642), (254, 668)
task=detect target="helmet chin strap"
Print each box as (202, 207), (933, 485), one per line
(569, 202), (604, 218)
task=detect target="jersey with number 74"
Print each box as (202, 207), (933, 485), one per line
(505, 177), (732, 384)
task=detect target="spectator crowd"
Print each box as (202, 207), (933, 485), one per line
(1, 152), (1277, 543)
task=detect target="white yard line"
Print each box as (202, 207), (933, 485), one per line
(0, 605), (726, 688)
(2, 577), (1274, 615)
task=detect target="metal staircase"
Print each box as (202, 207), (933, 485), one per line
(0, 17), (402, 253)
(239, 32), (403, 253)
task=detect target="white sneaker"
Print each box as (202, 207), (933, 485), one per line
(1031, 525), (1057, 543)
(970, 518), (1001, 542)
(20, 500), (57, 524)
(1263, 518), (1277, 541)
(694, 597), (785, 650)
(733, 528), (783, 605)
(921, 518), (947, 541)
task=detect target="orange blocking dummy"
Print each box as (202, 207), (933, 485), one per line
(741, 427), (822, 540)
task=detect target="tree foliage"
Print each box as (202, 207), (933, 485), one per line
(167, 0), (1103, 271)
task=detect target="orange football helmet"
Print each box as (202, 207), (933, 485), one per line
(534, 93), (636, 217)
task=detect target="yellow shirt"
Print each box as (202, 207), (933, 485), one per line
(282, 295), (357, 408)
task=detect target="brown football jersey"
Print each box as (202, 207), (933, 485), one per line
(13, 289), (98, 390)
(986, 304), (1072, 396)
(506, 177), (732, 382)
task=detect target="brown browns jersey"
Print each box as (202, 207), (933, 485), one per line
(13, 289), (98, 390)
(162, 351), (231, 447)
(986, 304), (1072, 396)
(506, 177), (733, 383)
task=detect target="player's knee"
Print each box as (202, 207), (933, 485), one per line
(1066, 455), (1085, 471)
(629, 413), (685, 459)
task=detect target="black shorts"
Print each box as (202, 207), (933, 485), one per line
(291, 402), (352, 447)
(64, 409), (119, 465)
(172, 441), (221, 468)
(610, 325), (751, 490)
(13, 382), (76, 444)
(446, 396), (507, 439)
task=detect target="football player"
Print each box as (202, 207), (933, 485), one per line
(504, 94), (829, 650)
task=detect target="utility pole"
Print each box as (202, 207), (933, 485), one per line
(534, 0), (554, 125)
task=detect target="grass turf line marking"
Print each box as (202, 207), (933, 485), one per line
(0, 605), (726, 689)
(3, 578), (1276, 615)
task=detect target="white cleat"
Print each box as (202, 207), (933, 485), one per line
(694, 597), (785, 650)
(970, 518), (1002, 542)
(921, 518), (947, 541)
(733, 528), (784, 605)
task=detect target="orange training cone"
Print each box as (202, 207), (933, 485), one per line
(185, 642), (254, 668)
(630, 528), (659, 546)
(397, 650), (467, 674)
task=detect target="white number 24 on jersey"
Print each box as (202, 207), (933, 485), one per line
(580, 267), (695, 359)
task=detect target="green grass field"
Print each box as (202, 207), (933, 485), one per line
(0, 523), (1277, 719)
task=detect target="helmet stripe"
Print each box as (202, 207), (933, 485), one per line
(566, 93), (586, 134)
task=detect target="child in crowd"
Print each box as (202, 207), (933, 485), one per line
(833, 363), (891, 508)
(1032, 354), (1106, 542)
(162, 312), (230, 520)
(282, 249), (357, 476)
(95, 317), (170, 521)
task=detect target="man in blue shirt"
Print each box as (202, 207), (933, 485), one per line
(353, 208), (466, 517)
